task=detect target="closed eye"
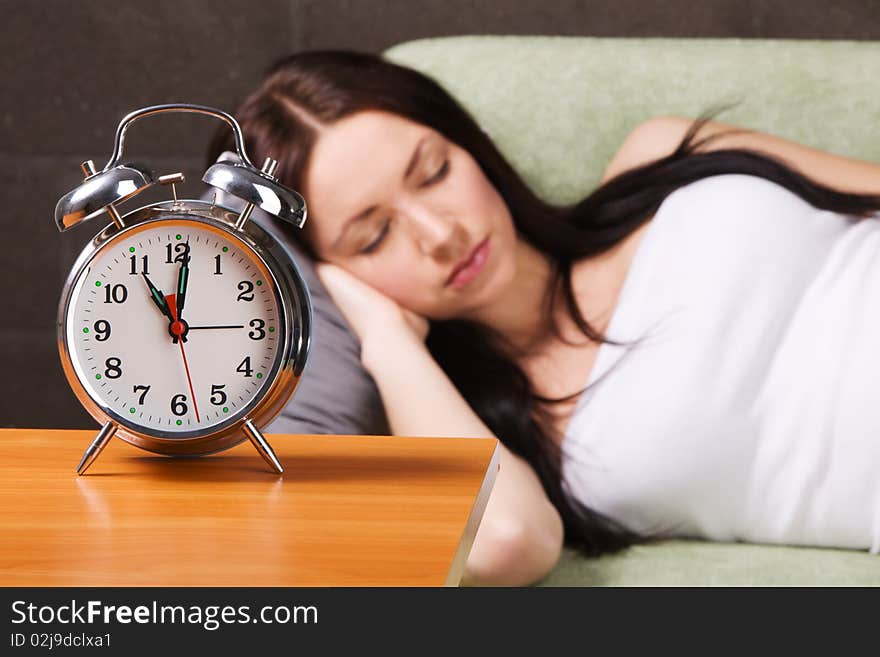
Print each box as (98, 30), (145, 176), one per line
(420, 159), (449, 188)
(358, 159), (448, 255)
(360, 219), (391, 254)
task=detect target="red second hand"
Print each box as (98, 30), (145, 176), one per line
(165, 294), (201, 423)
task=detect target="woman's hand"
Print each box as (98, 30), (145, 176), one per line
(315, 263), (430, 347)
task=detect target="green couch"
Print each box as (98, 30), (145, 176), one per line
(385, 36), (880, 586)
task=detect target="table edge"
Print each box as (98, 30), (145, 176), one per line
(443, 439), (500, 586)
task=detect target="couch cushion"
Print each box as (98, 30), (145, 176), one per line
(537, 541), (880, 586)
(386, 36), (880, 204)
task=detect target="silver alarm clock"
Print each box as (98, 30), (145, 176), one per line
(55, 104), (312, 475)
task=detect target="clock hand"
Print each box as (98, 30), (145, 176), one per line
(176, 241), (190, 320)
(141, 273), (175, 323)
(166, 293), (201, 423)
(188, 324), (245, 330)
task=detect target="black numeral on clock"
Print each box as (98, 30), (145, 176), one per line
(103, 284), (127, 304)
(236, 356), (253, 377)
(237, 281), (254, 301)
(94, 319), (111, 341)
(214, 254), (223, 275)
(166, 242), (190, 264)
(210, 384), (227, 405)
(104, 357), (122, 379)
(133, 385), (150, 405)
(129, 254), (149, 275)
(248, 319), (266, 340)
(171, 394), (188, 416)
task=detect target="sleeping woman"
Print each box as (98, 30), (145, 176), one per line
(208, 50), (880, 586)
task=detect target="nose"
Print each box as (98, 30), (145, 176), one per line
(402, 202), (468, 262)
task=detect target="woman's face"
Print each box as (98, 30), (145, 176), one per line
(302, 110), (518, 319)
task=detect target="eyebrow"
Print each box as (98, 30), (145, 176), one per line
(331, 137), (429, 250)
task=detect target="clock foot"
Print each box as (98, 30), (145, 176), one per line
(242, 419), (283, 474)
(76, 421), (118, 475)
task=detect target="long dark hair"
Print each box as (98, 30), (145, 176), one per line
(208, 50), (880, 557)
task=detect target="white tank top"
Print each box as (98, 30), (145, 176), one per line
(562, 173), (880, 553)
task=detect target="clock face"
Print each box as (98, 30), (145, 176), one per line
(63, 217), (285, 437)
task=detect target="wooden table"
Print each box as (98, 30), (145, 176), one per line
(0, 428), (498, 587)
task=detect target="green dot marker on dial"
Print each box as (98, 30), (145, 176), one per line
(95, 281), (102, 287)
(129, 246), (135, 253)
(176, 419), (182, 426)
(222, 407), (229, 413)
(83, 327), (89, 334)
(256, 280), (262, 286)
(129, 408), (135, 414)
(95, 374), (102, 380)
(256, 373), (263, 379)
(268, 327), (275, 333)
(176, 234), (182, 240)
(222, 246), (228, 252)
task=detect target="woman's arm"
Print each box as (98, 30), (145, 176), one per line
(360, 329), (564, 587)
(602, 115), (880, 194)
(315, 263), (564, 586)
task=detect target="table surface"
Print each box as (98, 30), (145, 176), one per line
(0, 428), (498, 587)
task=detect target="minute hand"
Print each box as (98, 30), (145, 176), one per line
(176, 252), (189, 320)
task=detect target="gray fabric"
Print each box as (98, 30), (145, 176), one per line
(259, 212), (389, 436)
(201, 164), (389, 436)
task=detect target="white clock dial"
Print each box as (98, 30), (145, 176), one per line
(65, 218), (284, 436)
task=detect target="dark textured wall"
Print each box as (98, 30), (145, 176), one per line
(2, 0), (878, 428)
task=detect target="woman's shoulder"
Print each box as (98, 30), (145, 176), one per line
(599, 116), (693, 184)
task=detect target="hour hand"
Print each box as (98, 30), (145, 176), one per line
(141, 273), (175, 323)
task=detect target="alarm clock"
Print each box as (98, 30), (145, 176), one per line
(55, 104), (311, 475)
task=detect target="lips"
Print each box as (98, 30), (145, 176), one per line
(445, 237), (490, 288)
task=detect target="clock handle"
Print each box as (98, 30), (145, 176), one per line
(104, 103), (257, 171)
(56, 104), (255, 233)
(76, 421), (118, 475)
(110, 104), (307, 229)
(242, 419), (284, 475)
(56, 103), (307, 232)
